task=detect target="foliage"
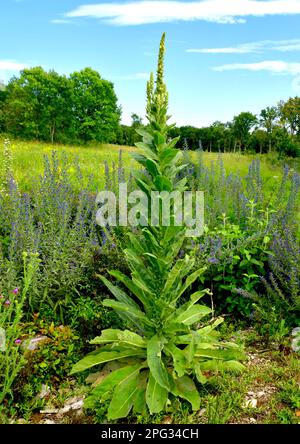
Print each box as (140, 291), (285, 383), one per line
(1, 67), (120, 144)
(232, 112), (258, 152)
(0, 251), (40, 420)
(69, 68), (121, 143)
(196, 218), (272, 317)
(71, 34), (245, 421)
(250, 228), (300, 336)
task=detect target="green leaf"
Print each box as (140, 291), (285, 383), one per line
(102, 299), (151, 326)
(108, 270), (151, 310)
(117, 330), (146, 349)
(160, 147), (180, 168)
(146, 372), (168, 414)
(70, 349), (143, 374)
(147, 335), (170, 390)
(194, 363), (207, 384)
(185, 331), (197, 363)
(88, 364), (143, 401)
(135, 141), (158, 159)
(90, 329), (121, 345)
(133, 371), (148, 414)
(99, 275), (140, 311)
(172, 376), (200, 411)
(154, 175), (173, 192)
(200, 360), (245, 373)
(91, 329), (146, 349)
(177, 267), (207, 299)
(163, 225), (184, 244)
(162, 260), (187, 297)
(164, 343), (186, 377)
(175, 304), (211, 326)
(146, 158), (160, 178)
(131, 153), (147, 167)
(194, 347), (245, 361)
(175, 290), (210, 317)
(107, 365), (141, 419)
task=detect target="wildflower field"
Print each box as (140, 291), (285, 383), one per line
(0, 36), (299, 425)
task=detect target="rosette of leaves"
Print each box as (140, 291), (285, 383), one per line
(71, 33), (245, 420)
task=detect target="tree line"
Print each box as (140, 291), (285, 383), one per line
(0, 67), (121, 144)
(0, 66), (299, 156)
(117, 102), (300, 157)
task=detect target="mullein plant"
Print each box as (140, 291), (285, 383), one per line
(71, 34), (245, 420)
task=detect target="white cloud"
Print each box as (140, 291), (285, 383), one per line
(0, 61), (26, 71)
(65, 0), (300, 26)
(0, 60), (27, 82)
(51, 19), (73, 25)
(187, 39), (300, 54)
(213, 60), (300, 74)
(274, 40), (300, 51)
(187, 45), (258, 54)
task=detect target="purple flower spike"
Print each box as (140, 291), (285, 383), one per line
(207, 257), (220, 265)
(12, 288), (19, 294)
(15, 339), (22, 345)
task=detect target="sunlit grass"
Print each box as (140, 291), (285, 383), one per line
(6, 139), (296, 193)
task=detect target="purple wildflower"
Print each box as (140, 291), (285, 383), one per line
(207, 257), (220, 265)
(4, 300), (11, 306)
(179, 249), (185, 258)
(15, 339), (22, 345)
(11, 288), (19, 294)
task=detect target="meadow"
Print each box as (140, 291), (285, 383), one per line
(0, 135), (299, 424)
(0, 35), (299, 426)
(5, 138), (298, 189)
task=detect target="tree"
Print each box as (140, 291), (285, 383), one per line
(0, 82), (7, 133)
(232, 112), (257, 152)
(4, 67), (74, 142)
(279, 97), (300, 136)
(259, 106), (278, 152)
(131, 113), (143, 128)
(249, 129), (268, 154)
(70, 68), (121, 143)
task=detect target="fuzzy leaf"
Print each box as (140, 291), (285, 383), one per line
(165, 343), (186, 377)
(146, 159), (160, 178)
(177, 267), (207, 299)
(200, 360), (245, 373)
(147, 335), (170, 390)
(154, 175), (172, 192)
(175, 305), (211, 326)
(107, 366), (141, 419)
(70, 349), (143, 374)
(88, 364), (142, 400)
(133, 371), (148, 414)
(146, 372), (168, 414)
(90, 329), (121, 345)
(109, 270), (151, 310)
(99, 275), (140, 310)
(102, 299), (150, 326)
(172, 376), (200, 411)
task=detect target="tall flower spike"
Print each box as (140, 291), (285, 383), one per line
(146, 72), (154, 117)
(147, 33), (169, 125)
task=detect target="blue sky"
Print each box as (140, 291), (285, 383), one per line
(1, 0), (300, 126)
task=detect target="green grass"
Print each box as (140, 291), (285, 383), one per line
(4, 139), (298, 192)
